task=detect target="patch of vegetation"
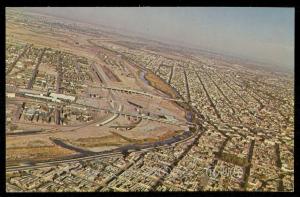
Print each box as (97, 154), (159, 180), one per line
(218, 152), (249, 167)
(9, 124), (18, 131)
(144, 71), (178, 99)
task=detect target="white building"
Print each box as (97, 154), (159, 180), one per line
(6, 92), (16, 98)
(49, 93), (76, 102)
(24, 93), (61, 103)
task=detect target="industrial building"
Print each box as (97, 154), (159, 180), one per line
(49, 93), (76, 102)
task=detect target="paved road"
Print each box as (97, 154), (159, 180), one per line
(6, 46), (198, 173)
(6, 128), (199, 172)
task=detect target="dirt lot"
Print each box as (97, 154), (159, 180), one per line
(69, 134), (129, 148)
(6, 145), (76, 165)
(101, 64), (121, 82)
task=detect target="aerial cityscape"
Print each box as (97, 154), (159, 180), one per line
(5, 8), (294, 192)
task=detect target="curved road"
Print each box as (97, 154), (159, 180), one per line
(6, 126), (200, 172)
(6, 43), (200, 173)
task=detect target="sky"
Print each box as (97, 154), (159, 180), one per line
(19, 7), (294, 71)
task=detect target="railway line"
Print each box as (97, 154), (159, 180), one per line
(6, 126), (201, 172)
(6, 46), (198, 174)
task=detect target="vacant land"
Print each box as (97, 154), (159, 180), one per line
(6, 145), (76, 165)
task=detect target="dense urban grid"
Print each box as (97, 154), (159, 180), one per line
(6, 9), (294, 192)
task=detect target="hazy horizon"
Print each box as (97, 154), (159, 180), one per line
(15, 7), (294, 71)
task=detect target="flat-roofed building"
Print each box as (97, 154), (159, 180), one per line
(24, 93), (61, 103)
(19, 88), (43, 95)
(49, 93), (76, 102)
(6, 92), (16, 98)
